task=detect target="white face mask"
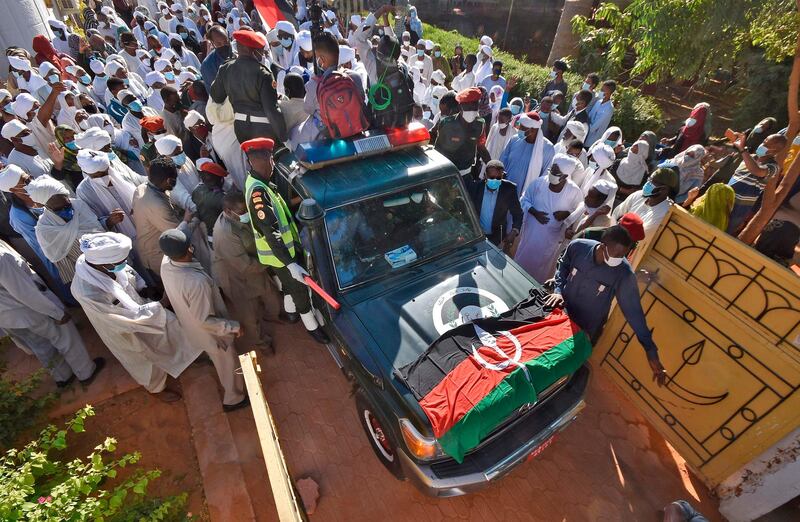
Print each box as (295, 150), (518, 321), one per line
(548, 173), (563, 185)
(603, 246), (625, 267)
(461, 110), (478, 123)
(685, 117), (697, 127)
(78, 119), (89, 130)
(549, 70), (557, 79)
(20, 134), (37, 147)
(90, 174), (111, 187)
(498, 122), (509, 129)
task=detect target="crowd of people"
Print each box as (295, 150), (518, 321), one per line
(0, 0), (798, 408)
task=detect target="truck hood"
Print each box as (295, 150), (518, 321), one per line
(348, 244), (536, 372)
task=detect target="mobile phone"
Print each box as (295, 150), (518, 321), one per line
(724, 128), (736, 142)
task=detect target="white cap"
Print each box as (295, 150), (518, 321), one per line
(0, 164), (26, 192)
(154, 59), (172, 73)
(155, 134), (182, 155)
(89, 59), (105, 75)
(425, 40), (434, 51)
(183, 110), (204, 128)
(0, 119), (28, 140)
(296, 30), (312, 52)
(145, 71), (166, 87)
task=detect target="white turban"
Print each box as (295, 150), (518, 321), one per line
(480, 45), (492, 58)
(39, 62), (58, 78)
(8, 56), (31, 71)
(480, 35), (493, 47)
(116, 89), (134, 103)
(65, 65), (81, 76)
(144, 21), (157, 32)
(74, 127), (112, 150)
(76, 149), (110, 174)
(402, 31), (411, 40)
(104, 60), (124, 77)
(425, 40), (434, 51)
(89, 59), (105, 75)
(266, 29), (280, 45)
(350, 14), (362, 26)
(100, 6), (115, 17)
(0, 89), (10, 105)
(338, 46), (356, 66)
(275, 20), (296, 35)
(183, 110), (204, 128)
(145, 71), (166, 87)
(161, 48), (178, 62)
(168, 32), (182, 43)
(136, 49), (150, 60)
(178, 70), (195, 84)
(516, 113), (542, 130)
(154, 59), (171, 73)
(296, 30), (312, 52)
(590, 143), (616, 170)
(593, 179), (616, 196)
(324, 10), (336, 22)
(564, 120), (587, 143)
(431, 85), (448, 101)
(155, 134), (182, 155)
(11, 94), (37, 120)
(431, 69), (446, 85)
(0, 165), (26, 192)
(551, 153), (581, 177)
(107, 54), (126, 67)
(171, 3), (184, 12)
(1, 119), (28, 140)
(79, 232), (132, 264)
(26, 176), (69, 205)
(48, 19), (68, 32)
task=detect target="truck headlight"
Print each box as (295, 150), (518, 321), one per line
(399, 418), (445, 460)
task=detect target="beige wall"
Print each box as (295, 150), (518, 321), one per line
(0, 0), (52, 80)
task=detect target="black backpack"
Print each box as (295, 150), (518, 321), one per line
(370, 60), (414, 129)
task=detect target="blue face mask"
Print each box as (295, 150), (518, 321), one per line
(518, 130), (527, 139)
(55, 206), (74, 221)
(65, 141), (78, 151)
(79, 74), (91, 85)
(123, 79), (130, 87)
(107, 151), (118, 162)
(239, 212), (251, 224)
(510, 105), (521, 115)
(109, 261), (127, 273)
(179, 32), (189, 40)
(47, 73), (60, 83)
(173, 152), (187, 166)
(127, 101), (143, 112)
(164, 72), (175, 81)
(30, 207), (44, 216)
(417, 49), (424, 57)
(604, 139), (617, 148)
(3, 102), (13, 113)
(280, 37), (293, 48)
(486, 178), (502, 191)
(434, 51), (442, 58)
(755, 144), (768, 157)
(641, 180), (657, 197)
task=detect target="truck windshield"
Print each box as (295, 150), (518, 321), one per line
(325, 177), (481, 288)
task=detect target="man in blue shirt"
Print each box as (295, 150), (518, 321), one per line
(499, 111), (555, 197)
(201, 25), (234, 91)
(547, 225), (667, 385)
(478, 60), (507, 93)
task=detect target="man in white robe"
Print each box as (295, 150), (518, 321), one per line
(514, 154), (585, 282)
(71, 232), (199, 402)
(159, 229), (248, 410)
(579, 142), (618, 209)
(0, 239), (103, 387)
(206, 99), (248, 191)
(155, 134), (200, 211)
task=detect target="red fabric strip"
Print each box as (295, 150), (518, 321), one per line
(418, 310), (579, 438)
(254, 0), (287, 28)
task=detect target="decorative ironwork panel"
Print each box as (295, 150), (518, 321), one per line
(594, 207), (800, 488)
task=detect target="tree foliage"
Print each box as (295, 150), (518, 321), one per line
(572, 0), (800, 83)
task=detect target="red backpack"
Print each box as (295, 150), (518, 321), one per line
(316, 71), (369, 139)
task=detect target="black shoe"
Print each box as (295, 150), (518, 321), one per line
(307, 327), (330, 344)
(56, 374), (76, 388)
(223, 396), (250, 413)
(80, 357), (106, 386)
(279, 310), (300, 323)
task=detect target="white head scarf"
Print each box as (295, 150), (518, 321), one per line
(11, 94), (37, 122)
(26, 176), (69, 205)
(74, 232), (143, 312)
(616, 140), (650, 186)
(8, 56), (31, 71)
(155, 134), (182, 155)
(1, 119), (28, 140)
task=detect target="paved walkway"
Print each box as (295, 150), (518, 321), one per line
(3, 311), (724, 521)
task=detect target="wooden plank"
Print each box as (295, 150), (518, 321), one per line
(239, 351), (307, 522)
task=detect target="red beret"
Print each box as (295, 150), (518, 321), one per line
(525, 111), (541, 120)
(455, 87), (482, 104)
(618, 212), (645, 242)
(140, 116), (165, 132)
(199, 161), (228, 178)
(240, 138), (275, 153)
(233, 30), (266, 49)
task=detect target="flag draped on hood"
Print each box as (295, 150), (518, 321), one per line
(399, 290), (591, 462)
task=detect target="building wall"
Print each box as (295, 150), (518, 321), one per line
(0, 0), (51, 79)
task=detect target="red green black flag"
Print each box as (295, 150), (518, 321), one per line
(400, 292), (591, 462)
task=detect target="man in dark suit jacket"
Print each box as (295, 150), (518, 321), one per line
(466, 160), (523, 252)
(552, 89), (593, 142)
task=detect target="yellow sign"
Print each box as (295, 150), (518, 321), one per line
(593, 206), (800, 487)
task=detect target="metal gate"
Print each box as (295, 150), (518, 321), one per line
(593, 206), (800, 487)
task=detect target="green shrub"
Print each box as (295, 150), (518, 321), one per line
(0, 356), (55, 450)
(0, 406), (190, 521)
(422, 24), (665, 140)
